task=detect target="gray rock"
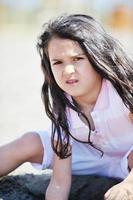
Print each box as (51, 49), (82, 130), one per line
(0, 173), (121, 200)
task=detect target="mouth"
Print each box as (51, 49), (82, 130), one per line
(66, 79), (79, 84)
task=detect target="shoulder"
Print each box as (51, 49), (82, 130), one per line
(106, 80), (133, 120)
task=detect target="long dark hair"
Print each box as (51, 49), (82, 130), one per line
(37, 14), (133, 159)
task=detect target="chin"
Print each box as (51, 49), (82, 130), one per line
(68, 93), (82, 98)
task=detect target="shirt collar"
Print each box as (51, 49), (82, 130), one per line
(92, 78), (109, 111)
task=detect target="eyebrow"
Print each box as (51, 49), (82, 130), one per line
(51, 53), (86, 62)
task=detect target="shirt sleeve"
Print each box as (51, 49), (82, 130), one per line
(54, 128), (74, 145)
(30, 128), (53, 170)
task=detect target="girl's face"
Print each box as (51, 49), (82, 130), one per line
(48, 37), (102, 106)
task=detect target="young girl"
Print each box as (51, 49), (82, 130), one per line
(0, 14), (133, 200)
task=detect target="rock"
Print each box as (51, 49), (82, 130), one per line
(0, 173), (121, 200)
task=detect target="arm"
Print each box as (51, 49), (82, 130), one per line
(104, 150), (133, 200)
(46, 148), (72, 200)
(0, 132), (44, 177)
(104, 112), (133, 199)
(124, 150), (133, 182)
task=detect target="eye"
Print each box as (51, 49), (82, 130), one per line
(74, 57), (84, 61)
(52, 61), (62, 66)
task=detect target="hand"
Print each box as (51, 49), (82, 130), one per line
(104, 181), (133, 200)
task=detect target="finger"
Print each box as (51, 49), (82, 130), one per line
(104, 190), (121, 200)
(104, 189), (118, 200)
(104, 189), (111, 199)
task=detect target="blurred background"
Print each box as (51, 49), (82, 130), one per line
(0, 0), (133, 175)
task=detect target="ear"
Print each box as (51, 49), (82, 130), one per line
(129, 112), (133, 123)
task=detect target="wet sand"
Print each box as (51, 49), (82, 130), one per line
(0, 173), (121, 200)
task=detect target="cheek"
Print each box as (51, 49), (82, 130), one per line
(51, 68), (58, 79)
(87, 68), (100, 79)
(52, 70), (62, 85)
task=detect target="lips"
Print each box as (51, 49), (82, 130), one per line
(66, 79), (78, 84)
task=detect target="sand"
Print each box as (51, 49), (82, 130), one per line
(0, 173), (121, 200)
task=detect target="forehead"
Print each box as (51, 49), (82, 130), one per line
(48, 37), (84, 58)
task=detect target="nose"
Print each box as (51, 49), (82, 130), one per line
(64, 64), (76, 75)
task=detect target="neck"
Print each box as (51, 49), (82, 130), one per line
(74, 78), (102, 112)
